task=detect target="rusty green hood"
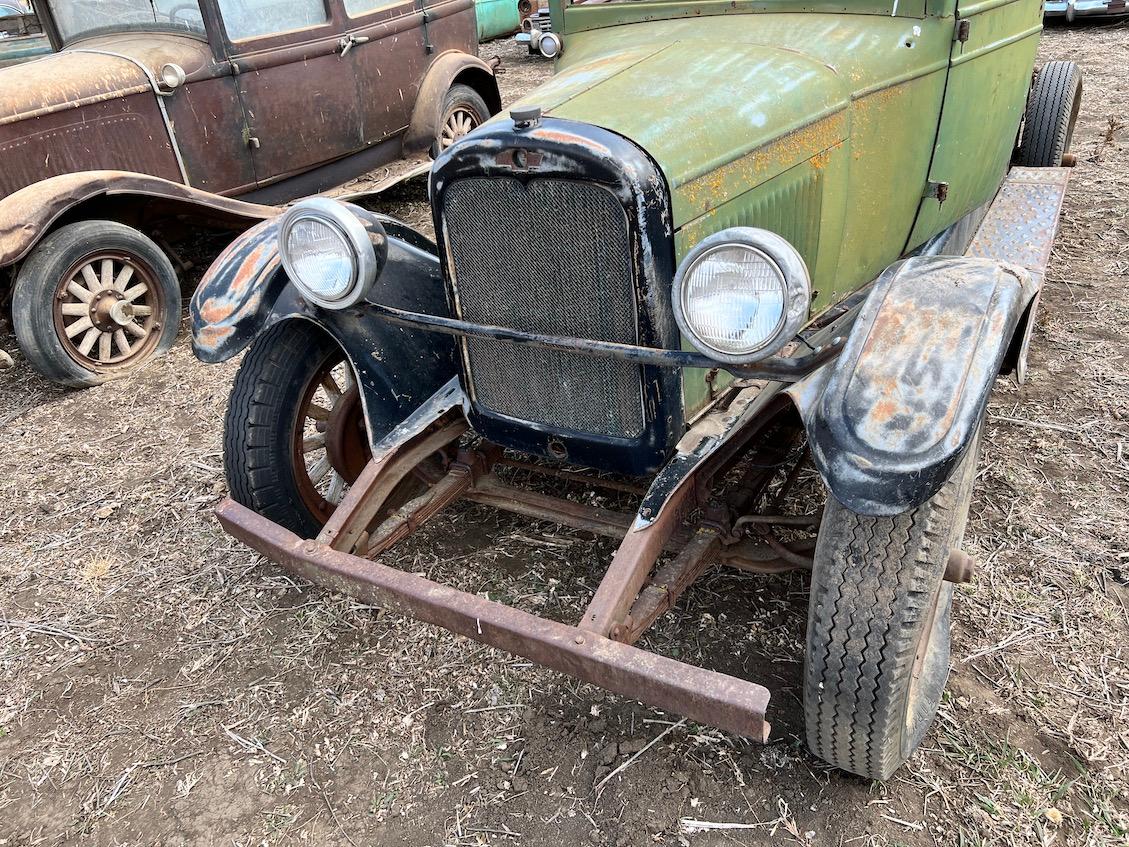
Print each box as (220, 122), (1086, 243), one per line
(526, 39), (845, 227)
(503, 13), (953, 231)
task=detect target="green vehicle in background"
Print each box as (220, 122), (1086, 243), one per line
(192, 0), (1081, 777)
(474, 0), (523, 40)
(0, 3), (50, 68)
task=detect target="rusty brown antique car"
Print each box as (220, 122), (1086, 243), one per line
(0, 0), (500, 387)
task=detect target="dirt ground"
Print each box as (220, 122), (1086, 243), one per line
(1, 27), (1127, 847)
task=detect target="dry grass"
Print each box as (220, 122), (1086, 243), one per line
(1, 27), (1127, 847)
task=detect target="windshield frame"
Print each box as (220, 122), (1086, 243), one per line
(40, 0), (210, 47)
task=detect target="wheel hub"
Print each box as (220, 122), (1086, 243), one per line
(324, 385), (370, 485)
(89, 290), (136, 332)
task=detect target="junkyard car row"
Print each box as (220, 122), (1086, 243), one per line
(5, 0), (1084, 779)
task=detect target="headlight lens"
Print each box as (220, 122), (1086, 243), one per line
(279, 198), (378, 309)
(285, 217), (355, 301)
(673, 228), (810, 364)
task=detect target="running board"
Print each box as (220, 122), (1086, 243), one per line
(966, 166), (1071, 279)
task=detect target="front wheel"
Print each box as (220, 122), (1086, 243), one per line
(11, 220), (181, 388)
(224, 321), (373, 539)
(803, 432), (981, 779)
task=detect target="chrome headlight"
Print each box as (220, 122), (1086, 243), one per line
(279, 198), (378, 309)
(672, 228), (811, 364)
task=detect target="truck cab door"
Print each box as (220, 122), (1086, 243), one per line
(905, 0), (1043, 249)
(214, 0), (364, 193)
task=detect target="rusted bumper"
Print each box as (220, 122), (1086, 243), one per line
(217, 497), (772, 741)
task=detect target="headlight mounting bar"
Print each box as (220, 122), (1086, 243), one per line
(363, 300), (850, 383)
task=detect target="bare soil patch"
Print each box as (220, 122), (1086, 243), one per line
(1, 30), (1127, 847)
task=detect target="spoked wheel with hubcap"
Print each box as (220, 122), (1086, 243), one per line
(803, 430), (981, 779)
(53, 253), (163, 371)
(11, 220), (181, 387)
(432, 84), (491, 156)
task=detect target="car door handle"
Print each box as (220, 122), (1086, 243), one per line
(337, 34), (371, 57)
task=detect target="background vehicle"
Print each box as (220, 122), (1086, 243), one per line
(0, 2), (50, 68)
(0, 0), (500, 387)
(474, 0), (523, 39)
(1044, 0), (1127, 19)
(192, 0), (1080, 779)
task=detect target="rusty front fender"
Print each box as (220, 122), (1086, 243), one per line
(190, 206), (458, 453)
(787, 256), (1038, 516)
(0, 170), (277, 268)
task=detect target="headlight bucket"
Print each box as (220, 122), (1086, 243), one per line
(672, 227), (811, 364)
(278, 198), (382, 310)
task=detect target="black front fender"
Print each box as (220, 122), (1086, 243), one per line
(190, 207), (457, 450)
(788, 255), (1038, 516)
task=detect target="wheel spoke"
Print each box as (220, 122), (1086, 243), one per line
(320, 374), (341, 402)
(308, 455), (331, 485)
(98, 331), (112, 362)
(131, 305), (153, 317)
(100, 259), (114, 290)
(114, 264), (135, 292)
(77, 327), (100, 356)
(123, 283), (149, 302)
(65, 316), (93, 338)
(124, 321), (147, 339)
(113, 329), (132, 356)
(81, 264), (101, 292)
(67, 280), (94, 303)
(305, 403), (330, 422)
(326, 472), (345, 505)
(302, 432), (326, 453)
(59, 303), (89, 316)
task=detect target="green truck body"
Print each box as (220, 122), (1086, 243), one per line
(503, 0), (1041, 412)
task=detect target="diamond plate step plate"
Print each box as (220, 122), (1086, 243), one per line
(965, 167), (1071, 275)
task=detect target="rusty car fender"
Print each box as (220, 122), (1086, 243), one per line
(0, 170), (277, 268)
(404, 50), (502, 154)
(786, 255), (1039, 517)
(191, 205), (457, 450)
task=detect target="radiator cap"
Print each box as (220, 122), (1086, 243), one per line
(511, 105), (542, 130)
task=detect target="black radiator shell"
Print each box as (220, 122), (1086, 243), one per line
(431, 117), (683, 476)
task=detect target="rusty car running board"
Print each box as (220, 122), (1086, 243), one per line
(216, 497), (772, 742)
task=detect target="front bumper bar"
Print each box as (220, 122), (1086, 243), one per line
(217, 497), (772, 741)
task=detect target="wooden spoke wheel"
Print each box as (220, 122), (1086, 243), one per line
(11, 220), (181, 388)
(52, 252), (165, 370)
(292, 354), (371, 520)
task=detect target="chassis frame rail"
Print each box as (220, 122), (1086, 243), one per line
(217, 497), (773, 741)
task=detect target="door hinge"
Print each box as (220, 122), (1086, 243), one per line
(956, 18), (971, 43)
(924, 181), (949, 203)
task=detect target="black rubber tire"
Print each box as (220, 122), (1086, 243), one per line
(431, 83), (491, 157)
(11, 220), (180, 388)
(224, 320), (343, 539)
(804, 433), (981, 780)
(1017, 61), (1082, 167)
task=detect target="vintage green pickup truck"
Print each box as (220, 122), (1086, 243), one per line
(191, 0), (1079, 778)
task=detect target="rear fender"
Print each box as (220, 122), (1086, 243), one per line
(404, 51), (502, 154)
(788, 255), (1038, 516)
(190, 206), (457, 451)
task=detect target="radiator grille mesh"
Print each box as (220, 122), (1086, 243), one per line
(443, 177), (644, 437)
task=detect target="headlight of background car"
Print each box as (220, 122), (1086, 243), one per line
(672, 227), (811, 364)
(278, 198), (380, 309)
